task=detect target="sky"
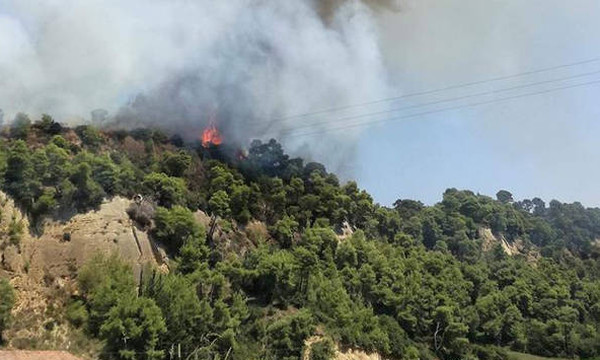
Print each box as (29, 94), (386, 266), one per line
(356, 0), (600, 207)
(2, 0), (600, 208)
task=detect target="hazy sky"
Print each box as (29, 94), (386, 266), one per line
(2, 0), (600, 207)
(356, 0), (600, 206)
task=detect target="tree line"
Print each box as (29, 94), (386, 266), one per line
(1, 114), (600, 359)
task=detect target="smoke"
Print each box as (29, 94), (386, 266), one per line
(0, 0), (395, 174)
(316, 0), (401, 22)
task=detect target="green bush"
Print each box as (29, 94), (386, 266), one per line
(66, 300), (89, 328)
(0, 278), (15, 342)
(310, 338), (335, 360)
(142, 172), (186, 208)
(8, 215), (24, 247)
(152, 206), (205, 253)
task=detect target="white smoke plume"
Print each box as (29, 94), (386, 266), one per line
(0, 0), (395, 173)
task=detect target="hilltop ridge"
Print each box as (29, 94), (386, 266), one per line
(0, 115), (600, 360)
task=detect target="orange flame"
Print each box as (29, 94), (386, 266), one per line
(201, 123), (223, 148)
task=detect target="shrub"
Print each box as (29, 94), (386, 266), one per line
(10, 113), (31, 140)
(8, 215), (24, 247)
(66, 300), (89, 328)
(142, 172), (186, 208)
(0, 278), (15, 342)
(310, 338), (335, 360)
(152, 206), (204, 253)
(75, 125), (104, 149)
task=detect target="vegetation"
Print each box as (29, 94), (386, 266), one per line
(2, 114), (600, 359)
(0, 279), (15, 343)
(310, 338), (335, 360)
(507, 351), (568, 360)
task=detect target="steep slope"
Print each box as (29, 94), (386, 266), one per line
(1, 122), (599, 360)
(0, 193), (162, 353)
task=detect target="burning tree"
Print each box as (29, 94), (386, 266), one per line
(201, 123), (222, 148)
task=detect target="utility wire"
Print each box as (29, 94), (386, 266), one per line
(248, 56), (600, 125)
(260, 68), (600, 133)
(269, 77), (600, 139)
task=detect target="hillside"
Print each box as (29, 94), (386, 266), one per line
(1, 115), (600, 360)
(0, 193), (163, 356)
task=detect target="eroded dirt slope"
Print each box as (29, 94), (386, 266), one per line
(0, 193), (162, 355)
(303, 336), (382, 360)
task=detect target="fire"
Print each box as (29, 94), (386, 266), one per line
(201, 123), (223, 148)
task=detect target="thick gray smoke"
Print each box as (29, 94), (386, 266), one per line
(317, 0), (400, 21)
(0, 0), (394, 173)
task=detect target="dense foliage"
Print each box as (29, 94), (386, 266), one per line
(3, 114), (600, 359)
(0, 278), (15, 343)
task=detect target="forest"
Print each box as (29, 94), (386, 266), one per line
(2, 113), (600, 360)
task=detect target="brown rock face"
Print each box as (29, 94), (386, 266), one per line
(0, 193), (164, 356)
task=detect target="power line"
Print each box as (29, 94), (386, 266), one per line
(262, 68), (600, 133)
(280, 78), (600, 138)
(271, 77), (600, 139)
(249, 56), (600, 125)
